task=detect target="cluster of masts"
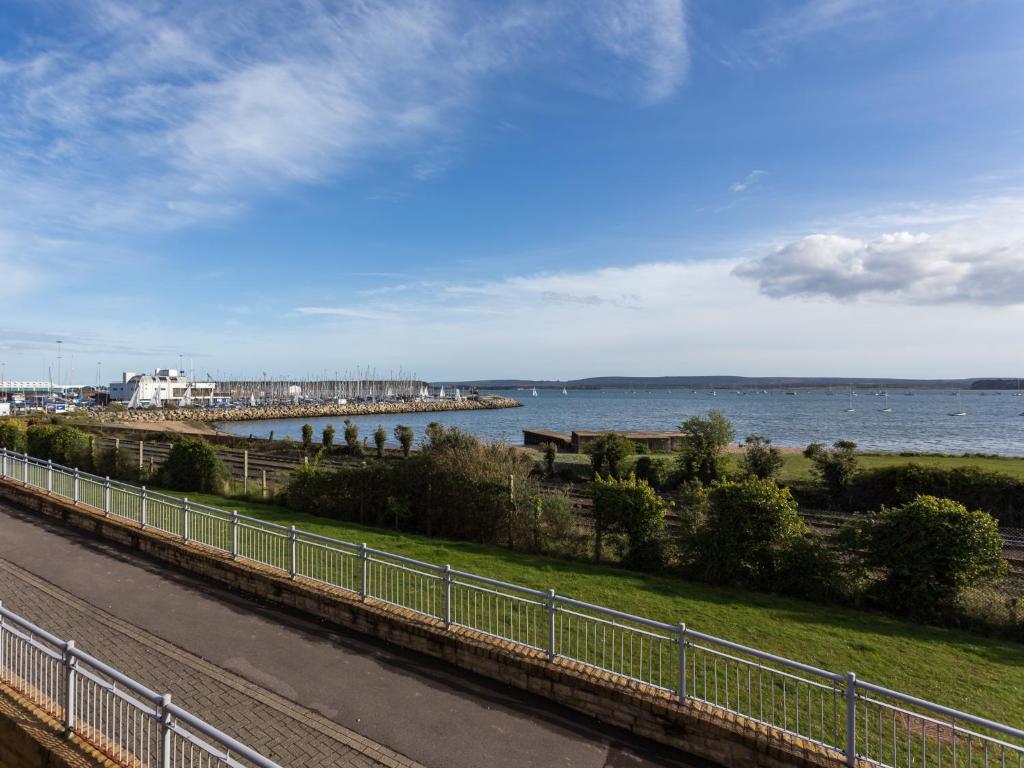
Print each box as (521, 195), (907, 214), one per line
(216, 368), (457, 403)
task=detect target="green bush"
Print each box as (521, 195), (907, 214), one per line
(394, 425), (414, 457)
(301, 424), (313, 451)
(676, 411), (735, 485)
(0, 420), (27, 452)
(160, 438), (228, 493)
(26, 424), (58, 460)
(851, 495), (1006, 620)
(848, 464), (1024, 525)
(322, 424), (335, 449)
(373, 425), (387, 458)
(804, 440), (859, 509)
(592, 474), (667, 570)
(741, 434), (784, 481)
(343, 419), (363, 457)
(689, 478), (810, 588)
(48, 427), (92, 469)
(541, 442), (558, 476)
(586, 432), (635, 479)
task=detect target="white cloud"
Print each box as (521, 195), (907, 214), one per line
(735, 198), (1024, 305)
(731, 169), (765, 193)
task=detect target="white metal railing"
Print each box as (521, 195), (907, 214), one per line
(0, 600), (280, 768)
(1, 447), (1022, 768)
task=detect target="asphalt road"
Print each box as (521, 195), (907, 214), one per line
(0, 497), (707, 768)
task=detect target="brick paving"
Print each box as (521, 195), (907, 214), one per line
(0, 557), (425, 768)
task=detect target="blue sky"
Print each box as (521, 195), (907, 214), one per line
(1, 0), (1023, 383)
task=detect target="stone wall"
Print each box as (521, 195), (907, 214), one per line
(0, 479), (846, 768)
(87, 395), (521, 425)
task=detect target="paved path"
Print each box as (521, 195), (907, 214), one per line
(0, 499), (704, 768)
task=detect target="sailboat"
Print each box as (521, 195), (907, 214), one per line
(531, 387), (539, 397)
(439, 386), (446, 399)
(562, 387), (568, 396)
(948, 391), (967, 417)
(879, 392), (892, 412)
(845, 389), (855, 412)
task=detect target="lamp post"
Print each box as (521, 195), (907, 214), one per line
(56, 340), (63, 400)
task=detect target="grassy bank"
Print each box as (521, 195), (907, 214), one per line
(166, 489), (1024, 726)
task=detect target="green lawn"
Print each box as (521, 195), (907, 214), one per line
(167, 488), (1024, 728)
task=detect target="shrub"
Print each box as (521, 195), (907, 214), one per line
(592, 474), (667, 570)
(373, 425), (387, 458)
(676, 411), (735, 485)
(160, 438), (228, 493)
(804, 440), (858, 509)
(394, 425), (414, 457)
(741, 434), (784, 481)
(48, 427), (92, 469)
(586, 432), (635, 479)
(852, 495), (1006, 619)
(0, 420), (27, 452)
(541, 442), (558, 476)
(343, 419), (362, 456)
(690, 478), (809, 588)
(322, 424), (335, 449)
(301, 424), (313, 451)
(26, 424), (58, 460)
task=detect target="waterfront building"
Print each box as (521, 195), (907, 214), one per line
(108, 369), (216, 408)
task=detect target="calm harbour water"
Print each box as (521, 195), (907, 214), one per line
(216, 388), (1024, 456)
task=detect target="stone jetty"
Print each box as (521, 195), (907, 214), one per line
(91, 395), (522, 425)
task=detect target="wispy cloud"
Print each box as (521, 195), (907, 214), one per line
(730, 169), (765, 193)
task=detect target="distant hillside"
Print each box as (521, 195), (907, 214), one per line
(436, 375), (981, 390)
(971, 379), (1024, 390)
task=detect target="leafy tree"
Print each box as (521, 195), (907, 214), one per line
(852, 495), (1006, 619)
(301, 423), (314, 451)
(343, 419), (362, 456)
(161, 438), (228, 493)
(804, 440), (859, 508)
(26, 424), (58, 460)
(322, 424), (335, 449)
(592, 474), (667, 569)
(0, 420), (27, 452)
(586, 432), (635, 479)
(394, 425), (414, 458)
(676, 410), (735, 485)
(741, 434), (784, 481)
(373, 425), (387, 458)
(541, 441), (558, 476)
(49, 427), (92, 468)
(691, 478), (808, 587)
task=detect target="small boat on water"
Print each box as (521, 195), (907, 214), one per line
(949, 390), (967, 417)
(531, 387), (539, 397)
(845, 389), (855, 412)
(562, 387), (568, 396)
(879, 392), (892, 412)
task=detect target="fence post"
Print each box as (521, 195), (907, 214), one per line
(845, 672), (857, 767)
(0, 599), (5, 677)
(289, 526), (297, 578)
(73, 468), (79, 504)
(231, 511), (239, 559)
(183, 498), (190, 543)
(443, 565), (452, 629)
(359, 543), (368, 600)
(22, 452), (29, 486)
(261, 469), (267, 498)
(47, 459), (53, 494)
(63, 640), (77, 735)
(1, 448), (7, 479)
(141, 486), (148, 528)
(138, 440), (144, 471)
(158, 693), (172, 768)
(547, 589), (557, 661)
(103, 476), (111, 515)
(678, 623), (687, 702)
(243, 450), (249, 496)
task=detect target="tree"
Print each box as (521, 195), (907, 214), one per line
(854, 495), (1006, 619)
(49, 426), (92, 469)
(0, 420), (27, 452)
(161, 438), (228, 493)
(586, 432), (635, 479)
(301, 423), (314, 452)
(804, 440), (858, 508)
(322, 424), (335, 449)
(394, 425), (414, 458)
(541, 442), (557, 476)
(676, 411), (735, 485)
(692, 478), (808, 587)
(592, 474), (667, 569)
(741, 434), (784, 481)
(373, 425), (387, 458)
(343, 419), (362, 456)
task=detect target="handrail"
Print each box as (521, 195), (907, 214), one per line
(1, 446), (1021, 767)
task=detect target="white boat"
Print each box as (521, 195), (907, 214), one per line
(949, 391), (967, 417)
(439, 386), (446, 398)
(879, 392), (892, 412)
(562, 387), (568, 396)
(845, 389), (855, 412)
(531, 387), (538, 397)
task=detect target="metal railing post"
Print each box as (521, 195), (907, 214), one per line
(288, 526), (297, 578)
(0, 600), (5, 678)
(678, 623), (687, 702)
(158, 693), (172, 768)
(183, 498), (190, 543)
(547, 589), (557, 661)
(359, 543), (368, 600)
(1, 448), (7, 479)
(141, 486), (148, 528)
(63, 640), (77, 735)
(103, 476), (111, 515)
(47, 459), (53, 494)
(231, 511), (239, 559)
(73, 468), (79, 504)
(443, 565), (452, 629)
(845, 672), (857, 767)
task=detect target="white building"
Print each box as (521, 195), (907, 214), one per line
(108, 369), (216, 408)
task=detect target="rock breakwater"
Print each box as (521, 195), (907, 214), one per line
(92, 396), (522, 425)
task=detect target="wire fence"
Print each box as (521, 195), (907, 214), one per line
(2, 448), (1022, 768)
(0, 601), (280, 768)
